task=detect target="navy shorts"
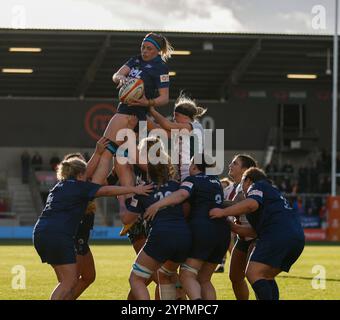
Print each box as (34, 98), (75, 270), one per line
(33, 232), (76, 265)
(117, 104), (148, 121)
(189, 221), (231, 264)
(250, 233), (305, 272)
(75, 214), (93, 256)
(75, 240), (90, 256)
(234, 238), (256, 254)
(143, 228), (192, 264)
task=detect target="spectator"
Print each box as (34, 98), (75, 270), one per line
(21, 150), (31, 184)
(32, 151), (43, 171)
(292, 196), (305, 215)
(49, 154), (60, 171)
(291, 180), (299, 195)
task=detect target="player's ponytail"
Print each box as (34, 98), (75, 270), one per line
(194, 106), (208, 119)
(56, 158), (86, 181)
(138, 137), (177, 187)
(174, 92), (207, 120)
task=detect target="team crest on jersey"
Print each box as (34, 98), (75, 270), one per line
(248, 190), (263, 198)
(160, 74), (169, 83)
(181, 181), (193, 189)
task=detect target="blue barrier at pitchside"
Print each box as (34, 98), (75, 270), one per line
(0, 226), (127, 240)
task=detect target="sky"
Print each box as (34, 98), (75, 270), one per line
(0, 0), (338, 34)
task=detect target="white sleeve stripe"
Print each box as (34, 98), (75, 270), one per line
(248, 190), (263, 197)
(181, 181), (194, 189)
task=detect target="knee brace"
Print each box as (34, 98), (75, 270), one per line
(159, 266), (176, 277)
(131, 263), (153, 279)
(180, 263), (199, 276)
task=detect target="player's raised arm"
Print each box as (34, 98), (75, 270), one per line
(86, 137), (110, 178)
(95, 183), (153, 197)
(112, 65), (131, 88)
(149, 107), (192, 131)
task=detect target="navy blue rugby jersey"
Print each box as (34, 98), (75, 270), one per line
(245, 179), (304, 236)
(33, 179), (101, 237)
(179, 173), (225, 223)
(117, 55), (169, 116)
(125, 180), (187, 231)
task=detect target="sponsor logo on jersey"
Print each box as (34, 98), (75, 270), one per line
(130, 197), (138, 207)
(181, 181), (193, 189)
(145, 64), (152, 69)
(248, 189), (263, 198)
(129, 68), (142, 78)
(160, 74), (169, 83)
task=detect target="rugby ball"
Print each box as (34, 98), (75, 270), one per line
(119, 78), (144, 104)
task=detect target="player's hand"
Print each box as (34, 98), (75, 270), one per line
(144, 203), (160, 221)
(134, 183), (153, 196)
(95, 137), (110, 155)
(114, 75), (128, 89)
(209, 208), (225, 219)
(226, 216), (235, 224)
(129, 95), (149, 107)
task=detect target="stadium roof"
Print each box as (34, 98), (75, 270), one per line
(0, 29), (335, 100)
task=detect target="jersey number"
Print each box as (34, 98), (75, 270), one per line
(280, 195), (292, 210)
(154, 191), (172, 200)
(215, 194), (222, 205)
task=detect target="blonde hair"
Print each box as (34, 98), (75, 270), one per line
(138, 137), (176, 187)
(63, 152), (85, 161)
(174, 92), (207, 120)
(143, 32), (173, 62)
(220, 177), (232, 187)
(56, 158), (86, 181)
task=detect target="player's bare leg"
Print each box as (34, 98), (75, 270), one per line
(197, 262), (218, 300)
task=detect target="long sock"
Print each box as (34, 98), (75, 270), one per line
(269, 280), (279, 300)
(251, 279), (273, 300)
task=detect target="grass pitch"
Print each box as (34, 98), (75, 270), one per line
(0, 241), (339, 300)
